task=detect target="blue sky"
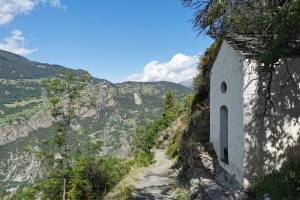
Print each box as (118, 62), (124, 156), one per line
(0, 0), (213, 83)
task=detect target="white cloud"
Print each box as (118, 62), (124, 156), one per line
(0, 29), (38, 56)
(126, 53), (198, 83)
(0, 0), (64, 26)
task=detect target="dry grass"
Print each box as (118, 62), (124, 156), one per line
(104, 166), (148, 200)
(170, 186), (189, 200)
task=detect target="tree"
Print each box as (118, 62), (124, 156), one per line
(162, 90), (175, 116)
(42, 71), (94, 200)
(183, 0), (300, 120)
(181, 0), (300, 65)
(161, 90), (177, 127)
(193, 38), (222, 92)
(131, 90), (182, 164)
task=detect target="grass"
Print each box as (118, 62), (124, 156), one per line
(103, 149), (155, 200)
(0, 101), (49, 125)
(171, 186), (189, 200)
(166, 129), (183, 159)
(113, 186), (133, 200)
(3, 98), (42, 108)
(104, 164), (148, 200)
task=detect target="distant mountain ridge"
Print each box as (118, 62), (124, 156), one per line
(0, 50), (79, 79)
(179, 78), (193, 89)
(0, 50), (191, 197)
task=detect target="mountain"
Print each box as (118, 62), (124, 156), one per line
(0, 50), (191, 197)
(180, 78), (193, 89)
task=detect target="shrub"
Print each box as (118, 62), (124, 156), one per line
(11, 156), (130, 200)
(117, 186), (133, 200)
(130, 149), (154, 168)
(251, 145), (300, 200)
(166, 130), (183, 159)
(172, 187), (189, 200)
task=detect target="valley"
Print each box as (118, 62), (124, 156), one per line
(0, 50), (191, 197)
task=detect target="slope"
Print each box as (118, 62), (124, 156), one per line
(0, 50), (191, 197)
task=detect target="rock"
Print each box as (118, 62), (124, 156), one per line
(176, 104), (248, 200)
(133, 93), (142, 105)
(205, 184), (233, 200)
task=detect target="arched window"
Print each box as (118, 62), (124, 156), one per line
(221, 81), (227, 93)
(220, 105), (229, 164)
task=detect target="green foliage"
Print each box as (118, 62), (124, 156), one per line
(130, 149), (154, 168)
(165, 95), (194, 161)
(132, 118), (167, 154)
(251, 146), (300, 200)
(10, 185), (39, 200)
(163, 90), (176, 114)
(0, 101), (49, 125)
(68, 156), (129, 200)
(172, 187), (189, 200)
(193, 38), (222, 92)
(259, 0), (300, 67)
(39, 178), (63, 200)
(172, 94), (194, 119)
(11, 156), (130, 200)
(191, 39), (221, 112)
(131, 90), (179, 165)
(132, 91), (193, 166)
(117, 186), (133, 200)
(182, 0), (229, 37)
(182, 0), (300, 67)
(10, 178), (62, 200)
(162, 90), (177, 126)
(166, 129), (183, 159)
(0, 80), (43, 105)
(0, 49), (192, 198)
(37, 71), (97, 199)
(136, 91), (177, 151)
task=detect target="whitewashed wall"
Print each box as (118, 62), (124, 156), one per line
(210, 40), (300, 188)
(210, 41), (245, 185)
(243, 58), (300, 187)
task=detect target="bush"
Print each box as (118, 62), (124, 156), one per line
(11, 156), (130, 200)
(129, 149), (154, 168)
(132, 92), (193, 166)
(116, 186), (133, 200)
(166, 130), (183, 159)
(10, 185), (40, 200)
(172, 187), (189, 200)
(251, 145), (300, 200)
(70, 156), (130, 199)
(193, 38), (222, 92)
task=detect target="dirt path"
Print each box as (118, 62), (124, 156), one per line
(132, 149), (177, 200)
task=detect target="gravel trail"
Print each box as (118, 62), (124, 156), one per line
(132, 149), (177, 200)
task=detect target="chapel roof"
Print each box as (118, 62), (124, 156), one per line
(223, 33), (300, 58)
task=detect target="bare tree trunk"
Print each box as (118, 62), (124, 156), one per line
(63, 131), (68, 200)
(63, 178), (66, 200)
(63, 157), (67, 200)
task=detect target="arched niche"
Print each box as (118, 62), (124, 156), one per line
(220, 105), (229, 164)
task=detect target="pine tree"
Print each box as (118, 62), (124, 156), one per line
(163, 90), (175, 115)
(161, 90), (176, 126)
